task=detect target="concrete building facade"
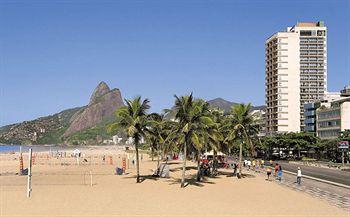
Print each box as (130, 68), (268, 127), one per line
(316, 97), (350, 139)
(265, 21), (327, 134)
(304, 91), (341, 134)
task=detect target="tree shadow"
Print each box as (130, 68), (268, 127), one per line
(165, 175), (216, 188)
(170, 166), (197, 172)
(219, 170), (256, 179)
(163, 162), (181, 165)
(240, 173), (256, 178)
(122, 174), (161, 182)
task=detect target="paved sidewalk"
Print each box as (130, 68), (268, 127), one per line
(245, 168), (350, 211)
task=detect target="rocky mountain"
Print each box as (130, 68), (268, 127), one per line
(63, 82), (124, 137)
(208, 98), (265, 113)
(0, 82), (124, 145)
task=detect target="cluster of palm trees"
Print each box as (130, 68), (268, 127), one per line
(108, 94), (260, 187)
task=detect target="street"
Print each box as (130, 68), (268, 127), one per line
(277, 161), (350, 186)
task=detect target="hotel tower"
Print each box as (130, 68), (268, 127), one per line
(265, 21), (327, 134)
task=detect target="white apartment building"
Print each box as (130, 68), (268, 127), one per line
(265, 21), (327, 134)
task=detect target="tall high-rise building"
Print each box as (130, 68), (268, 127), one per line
(265, 21), (327, 134)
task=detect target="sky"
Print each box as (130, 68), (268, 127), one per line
(0, 0), (349, 126)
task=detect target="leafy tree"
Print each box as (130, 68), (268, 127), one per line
(108, 96), (152, 183)
(172, 94), (214, 187)
(224, 103), (258, 177)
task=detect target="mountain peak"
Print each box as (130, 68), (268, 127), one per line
(63, 82), (124, 137)
(89, 81), (111, 105)
(210, 97), (229, 102)
(207, 98), (238, 113)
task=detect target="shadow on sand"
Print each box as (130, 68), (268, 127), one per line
(165, 174), (216, 188)
(219, 170), (256, 178)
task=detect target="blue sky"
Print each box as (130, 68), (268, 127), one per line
(0, 0), (349, 126)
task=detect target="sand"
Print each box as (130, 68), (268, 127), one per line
(0, 146), (348, 217)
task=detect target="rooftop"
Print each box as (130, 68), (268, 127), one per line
(296, 21), (324, 27)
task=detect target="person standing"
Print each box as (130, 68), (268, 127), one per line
(297, 167), (302, 185)
(266, 167), (272, 181)
(274, 163), (279, 177)
(247, 160), (251, 170)
(233, 163), (237, 177)
(277, 165), (283, 181)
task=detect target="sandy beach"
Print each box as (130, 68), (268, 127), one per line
(0, 146), (348, 217)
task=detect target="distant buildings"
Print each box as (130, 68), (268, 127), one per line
(251, 108), (266, 137)
(303, 86), (350, 139)
(316, 97), (350, 139)
(103, 135), (145, 145)
(304, 91), (341, 133)
(315, 86), (350, 139)
(265, 21), (327, 135)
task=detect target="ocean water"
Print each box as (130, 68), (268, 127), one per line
(0, 144), (63, 153)
(0, 145), (21, 153)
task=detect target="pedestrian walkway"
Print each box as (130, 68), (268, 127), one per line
(277, 177), (350, 210)
(245, 168), (350, 210)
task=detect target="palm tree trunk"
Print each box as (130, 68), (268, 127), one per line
(238, 142), (243, 178)
(213, 150), (217, 177)
(181, 141), (187, 188)
(165, 145), (169, 164)
(157, 143), (160, 168)
(151, 147), (154, 161)
(135, 138), (141, 183)
(196, 152), (201, 181)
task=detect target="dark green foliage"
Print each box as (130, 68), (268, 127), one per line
(260, 132), (349, 162)
(37, 127), (68, 144)
(65, 123), (114, 145)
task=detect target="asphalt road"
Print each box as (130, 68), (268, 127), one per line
(276, 161), (350, 186)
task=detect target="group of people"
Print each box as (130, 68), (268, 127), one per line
(271, 163), (302, 184)
(198, 157), (220, 180)
(201, 156), (303, 185)
(243, 159), (303, 185)
(243, 159), (265, 171)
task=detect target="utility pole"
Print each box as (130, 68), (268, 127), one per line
(27, 148), (33, 198)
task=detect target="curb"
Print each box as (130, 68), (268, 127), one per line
(262, 165), (350, 189)
(283, 170), (350, 189)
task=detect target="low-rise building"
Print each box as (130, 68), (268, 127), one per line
(340, 85), (350, 97)
(304, 91), (341, 134)
(251, 108), (266, 137)
(316, 97), (350, 139)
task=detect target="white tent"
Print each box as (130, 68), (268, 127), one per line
(203, 150), (225, 156)
(73, 149), (81, 156)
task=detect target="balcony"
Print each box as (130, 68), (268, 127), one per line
(304, 110), (315, 116)
(304, 118), (315, 124)
(304, 125), (315, 132)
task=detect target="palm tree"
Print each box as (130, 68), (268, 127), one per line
(172, 94), (213, 187)
(108, 96), (151, 183)
(224, 103), (258, 177)
(205, 109), (224, 176)
(146, 113), (168, 168)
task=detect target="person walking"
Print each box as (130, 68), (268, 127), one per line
(233, 163), (237, 177)
(274, 163), (279, 177)
(266, 167), (272, 181)
(297, 167), (302, 185)
(277, 165), (283, 181)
